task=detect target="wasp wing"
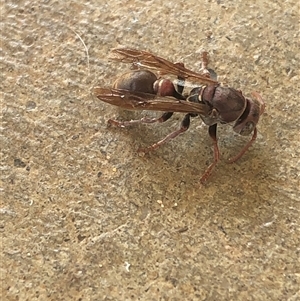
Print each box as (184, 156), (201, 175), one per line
(94, 87), (210, 115)
(110, 48), (218, 86)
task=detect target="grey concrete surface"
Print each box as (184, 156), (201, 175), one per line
(1, 0), (299, 300)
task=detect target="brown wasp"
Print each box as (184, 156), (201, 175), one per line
(94, 48), (265, 183)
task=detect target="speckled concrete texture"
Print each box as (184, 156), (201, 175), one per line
(1, 0), (299, 300)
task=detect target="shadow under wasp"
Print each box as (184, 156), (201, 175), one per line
(94, 48), (265, 183)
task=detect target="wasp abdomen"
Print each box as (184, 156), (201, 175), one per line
(113, 70), (157, 94)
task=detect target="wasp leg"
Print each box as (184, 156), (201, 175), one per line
(199, 52), (217, 80)
(227, 127), (258, 163)
(138, 113), (191, 153)
(200, 124), (220, 183)
(108, 112), (173, 127)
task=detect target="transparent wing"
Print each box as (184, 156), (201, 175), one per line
(94, 87), (210, 115)
(110, 48), (218, 85)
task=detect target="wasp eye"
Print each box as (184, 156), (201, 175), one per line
(239, 122), (255, 136)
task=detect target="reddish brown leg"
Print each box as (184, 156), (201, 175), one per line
(200, 124), (220, 183)
(200, 52), (209, 70)
(199, 52), (218, 81)
(227, 127), (257, 163)
(108, 112), (173, 127)
(199, 52), (211, 78)
(138, 113), (191, 153)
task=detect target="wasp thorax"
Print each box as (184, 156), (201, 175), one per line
(207, 87), (247, 123)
